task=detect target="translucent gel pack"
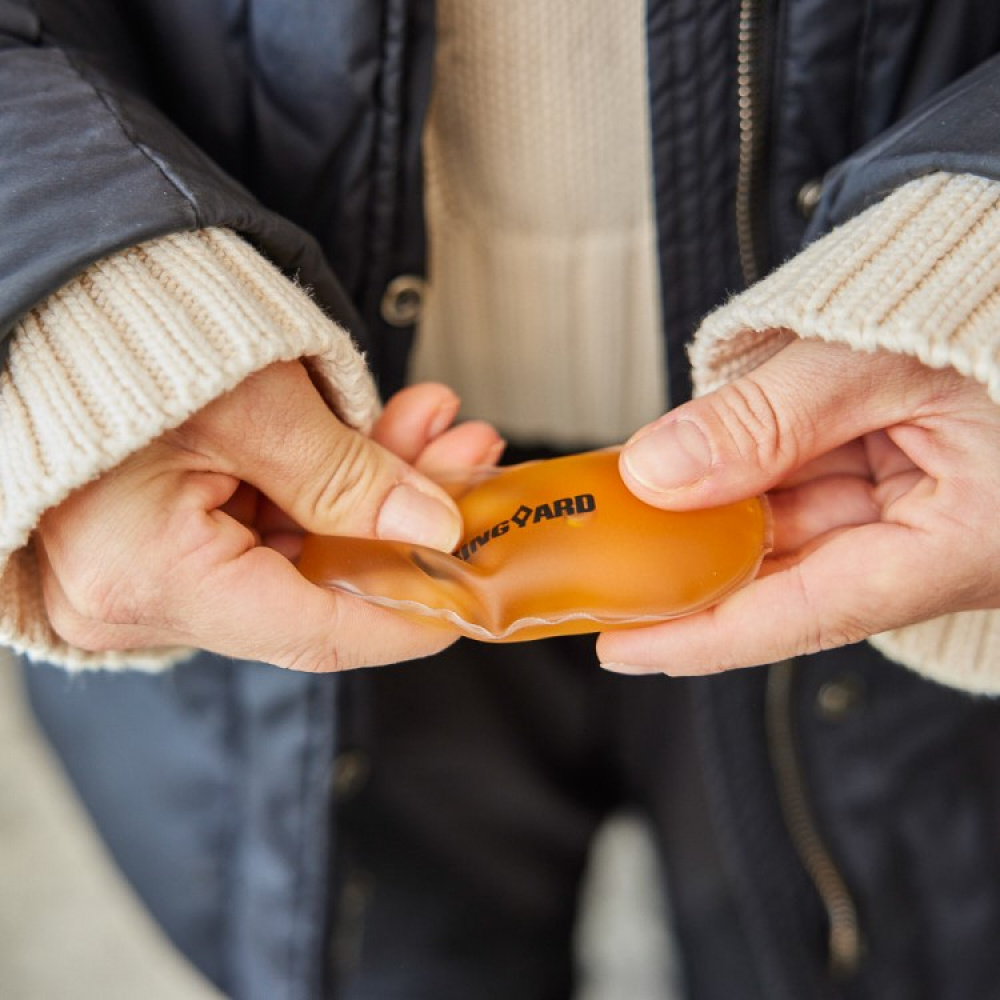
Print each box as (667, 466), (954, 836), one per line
(297, 449), (770, 641)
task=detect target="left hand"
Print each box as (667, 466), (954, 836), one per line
(36, 369), (501, 670)
(597, 338), (1000, 675)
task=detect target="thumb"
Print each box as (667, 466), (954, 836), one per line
(620, 339), (918, 509)
(181, 362), (463, 550)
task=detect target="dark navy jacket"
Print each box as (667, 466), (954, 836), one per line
(5, 1), (1000, 998)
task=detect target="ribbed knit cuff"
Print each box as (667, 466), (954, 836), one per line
(690, 172), (1000, 694)
(0, 228), (379, 671)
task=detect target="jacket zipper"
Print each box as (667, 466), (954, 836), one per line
(765, 661), (864, 980)
(735, 0), (766, 285)
(739, 5), (861, 980)
(736, 9), (863, 966)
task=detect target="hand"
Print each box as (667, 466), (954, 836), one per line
(597, 339), (1000, 675)
(36, 361), (502, 671)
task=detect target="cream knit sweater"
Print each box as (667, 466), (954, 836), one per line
(409, 0), (665, 447)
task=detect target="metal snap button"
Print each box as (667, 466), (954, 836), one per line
(330, 750), (371, 799)
(796, 178), (824, 220)
(380, 274), (427, 327)
(815, 673), (866, 722)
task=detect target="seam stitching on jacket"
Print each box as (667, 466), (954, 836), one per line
(52, 45), (202, 230)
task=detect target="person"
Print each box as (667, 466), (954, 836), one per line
(4, 0), (1000, 998)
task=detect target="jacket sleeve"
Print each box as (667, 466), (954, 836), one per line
(809, 53), (1000, 239)
(0, 0), (360, 355)
(0, 3), (383, 669)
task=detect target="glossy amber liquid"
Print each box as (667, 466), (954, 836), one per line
(298, 450), (769, 641)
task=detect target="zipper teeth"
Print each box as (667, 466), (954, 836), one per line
(739, 11), (860, 974)
(765, 662), (864, 979)
(736, 0), (763, 286)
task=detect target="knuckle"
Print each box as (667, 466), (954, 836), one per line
(280, 642), (342, 674)
(54, 558), (157, 632)
(272, 596), (349, 674)
(77, 575), (145, 628)
(811, 618), (871, 655)
(788, 565), (873, 656)
(45, 595), (119, 652)
(713, 376), (802, 472)
(304, 432), (383, 528)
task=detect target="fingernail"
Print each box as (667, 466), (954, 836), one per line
(485, 438), (508, 465)
(600, 662), (655, 675)
(377, 483), (461, 550)
(427, 396), (461, 439)
(624, 419), (711, 492)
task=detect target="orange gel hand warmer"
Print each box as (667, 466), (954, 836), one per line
(298, 449), (770, 641)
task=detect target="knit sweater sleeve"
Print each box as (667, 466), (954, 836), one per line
(689, 171), (1000, 694)
(0, 227), (380, 671)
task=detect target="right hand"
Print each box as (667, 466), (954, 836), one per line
(36, 361), (502, 671)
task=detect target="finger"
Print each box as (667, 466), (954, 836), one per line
(218, 480), (259, 528)
(767, 475), (880, 555)
(176, 362), (462, 551)
(373, 385), (504, 477)
(865, 428), (918, 484)
(246, 496), (305, 558)
(414, 420), (505, 478)
(619, 339), (957, 509)
(255, 496), (302, 535)
(260, 530), (305, 561)
(596, 521), (943, 675)
(38, 469), (264, 644)
(37, 541), (148, 655)
(371, 382), (461, 461)
(171, 544), (460, 670)
(776, 438), (870, 488)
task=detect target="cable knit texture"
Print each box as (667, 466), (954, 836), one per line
(691, 172), (1000, 694)
(0, 228), (379, 671)
(409, 0), (665, 447)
